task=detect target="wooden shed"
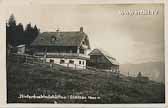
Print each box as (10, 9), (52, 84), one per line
(16, 44), (25, 54)
(87, 49), (119, 73)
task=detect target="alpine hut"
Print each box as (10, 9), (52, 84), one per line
(31, 27), (91, 69)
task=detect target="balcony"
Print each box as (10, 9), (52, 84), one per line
(35, 52), (90, 59)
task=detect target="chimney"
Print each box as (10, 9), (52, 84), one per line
(80, 27), (83, 32)
(56, 28), (59, 32)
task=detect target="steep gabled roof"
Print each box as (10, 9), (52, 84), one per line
(89, 48), (119, 65)
(31, 31), (90, 48)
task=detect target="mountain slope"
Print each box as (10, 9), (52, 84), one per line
(7, 61), (165, 103)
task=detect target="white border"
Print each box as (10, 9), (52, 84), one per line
(0, 0), (167, 107)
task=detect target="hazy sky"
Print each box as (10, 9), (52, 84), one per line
(3, 3), (164, 64)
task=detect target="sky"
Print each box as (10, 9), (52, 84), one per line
(2, 3), (164, 64)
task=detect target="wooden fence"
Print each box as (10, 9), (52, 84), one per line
(8, 53), (44, 64)
(8, 53), (86, 70)
(8, 53), (120, 76)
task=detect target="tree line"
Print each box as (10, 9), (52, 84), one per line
(6, 14), (39, 47)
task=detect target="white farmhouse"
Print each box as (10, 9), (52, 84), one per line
(31, 27), (91, 69)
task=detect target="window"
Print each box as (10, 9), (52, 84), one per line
(69, 60), (74, 64)
(50, 59), (54, 63)
(79, 49), (84, 54)
(69, 50), (73, 53)
(79, 61), (81, 64)
(82, 61), (85, 65)
(60, 59), (65, 64)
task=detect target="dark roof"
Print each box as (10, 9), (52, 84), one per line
(89, 48), (119, 65)
(31, 31), (90, 48)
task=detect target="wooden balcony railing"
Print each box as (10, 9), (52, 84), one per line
(35, 52), (90, 58)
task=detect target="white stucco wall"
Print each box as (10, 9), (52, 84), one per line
(46, 58), (86, 69)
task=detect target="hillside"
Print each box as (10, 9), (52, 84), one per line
(120, 62), (165, 83)
(7, 61), (165, 104)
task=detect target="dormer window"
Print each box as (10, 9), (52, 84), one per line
(51, 35), (57, 42)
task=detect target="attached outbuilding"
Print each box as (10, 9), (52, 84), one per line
(16, 44), (25, 54)
(87, 49), (119, 73)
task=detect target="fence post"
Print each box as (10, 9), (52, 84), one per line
(17, 55), (19, 63)
(67, 63), (69, 68)
(26, 55), (28, 64)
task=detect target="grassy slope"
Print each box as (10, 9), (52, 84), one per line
(7, 61), (165, 104)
